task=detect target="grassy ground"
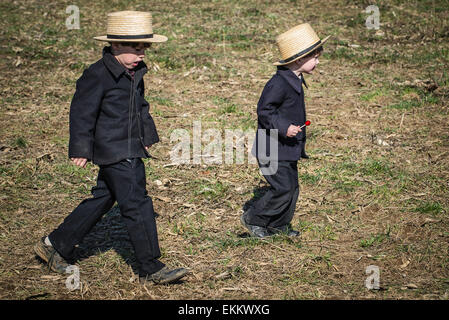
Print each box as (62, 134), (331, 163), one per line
(0, 0), (448, 299)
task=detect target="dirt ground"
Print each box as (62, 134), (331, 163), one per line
(0, 0), (448, 300)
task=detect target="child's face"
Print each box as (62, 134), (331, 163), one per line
(112, 42), (151, 69)
(295, 51), (321, 74)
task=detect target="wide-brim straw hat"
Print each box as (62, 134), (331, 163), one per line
(274, 23), (330, 66)
(94, 11), (167, 43)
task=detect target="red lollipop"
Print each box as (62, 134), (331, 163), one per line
(299, 120), (311, 129)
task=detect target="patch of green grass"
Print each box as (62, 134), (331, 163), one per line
(360, 229), (391, 248)
(360, 158), (392, 177)
(345, 12), (365, 28)
(297, 220), (337, 241)
(171, 216), (205, 239)
(54, 162), (89, 180)
(388, 100), (422, 110)
(221, 104), (237, 114)
(332, 180), (362, 194)
(13, 137), (28, 149)
(387, 83), (441, 110)
(414, 201), (444, 216)
(297, 220), (317, 233)
(234, 114), (256, 131)
(324, 46), (359, 61)
(212, 236), (263, 252)
(192, 179), (229, 200)
(309, 252), (333, 268)
(319, 224), (338, 241)
(212, 96), (240, 115)
(360, 87), (390, 102)
(396, 243), (413, 253)
(298, 171), (322, 185)
(69, 61), (89, 71)
(147, 96), (174, 107)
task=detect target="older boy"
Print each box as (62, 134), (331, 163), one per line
(34, 11), (189, 284)
(242, 23), (329, 238)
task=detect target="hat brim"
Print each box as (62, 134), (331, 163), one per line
(273, 35), (331, 66)
(94, 34), (168, 43)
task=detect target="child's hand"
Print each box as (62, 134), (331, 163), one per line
(71, 157), (87, 168)
(286, 124), (302, 137)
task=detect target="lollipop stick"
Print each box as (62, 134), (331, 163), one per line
(299, 120), (311, 129)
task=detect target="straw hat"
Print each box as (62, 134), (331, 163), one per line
(274, 23), (330, 66)
(94, 11), (167, 43)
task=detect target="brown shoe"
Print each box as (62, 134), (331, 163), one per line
(34, 237), (71, 274)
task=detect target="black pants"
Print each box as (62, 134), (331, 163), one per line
(246, 161), (299, 229)
(49, 158), (165, 275)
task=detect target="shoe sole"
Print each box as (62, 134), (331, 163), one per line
(142, 269), (190, 285)
(158, 269), (190, 284)
(267, 226), (301, 237)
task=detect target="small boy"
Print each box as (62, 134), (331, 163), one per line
(242, 23), (330, 238)
(34, 11), (189, 284)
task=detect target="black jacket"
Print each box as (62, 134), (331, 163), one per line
(255, 66), (308, 161)
(68, 46), (159, 165)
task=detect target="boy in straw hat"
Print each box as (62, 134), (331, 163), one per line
(34, 11), (189, 284)
(242, 23), (330, 238)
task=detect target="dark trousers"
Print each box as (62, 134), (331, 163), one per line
(49, 158), (165, 275)
(246, 161), (299, 229)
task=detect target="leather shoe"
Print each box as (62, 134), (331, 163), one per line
(240, 213), (271, 238)
(268, 224), (301, 237)
(140, 266), (189, 285)
(34, 237), (71, 274)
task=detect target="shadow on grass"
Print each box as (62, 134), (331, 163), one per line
(71, 206), (160, 276)
(242, 185), (271, 212)
(239, 185), (271, 238)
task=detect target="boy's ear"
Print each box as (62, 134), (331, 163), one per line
(110, 42), (122, 54)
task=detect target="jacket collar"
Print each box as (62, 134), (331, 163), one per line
(102, 46), (148, 82)
(276, 66), (307, 94)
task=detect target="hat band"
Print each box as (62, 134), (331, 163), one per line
(107, 34), (154, 39)
(278, 40), (322, 64)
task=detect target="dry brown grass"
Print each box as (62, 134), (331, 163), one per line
(0, 0), (448, 300)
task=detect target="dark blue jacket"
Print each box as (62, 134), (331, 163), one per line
(68, 46), (159, 165)
(255, 66), (308, 161)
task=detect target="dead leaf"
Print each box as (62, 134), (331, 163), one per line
(41, 275), (62, 281)
(421, 218), (440, 227)
(154, 195), (170, 202)
(14, 56), (22, 67)
(215, 271), (231, 280)
(399, 259), (410, 269)
(220, 287), (239, 291)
